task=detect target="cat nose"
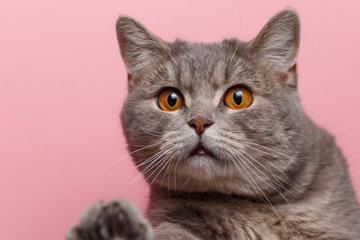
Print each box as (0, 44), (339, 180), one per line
(188, 119), (213, 135)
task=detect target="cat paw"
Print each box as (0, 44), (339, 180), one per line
(67, 199), (152, 240)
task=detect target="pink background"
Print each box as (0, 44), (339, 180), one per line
(1, 0), (359, 239)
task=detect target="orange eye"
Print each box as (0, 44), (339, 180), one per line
(158, 88), (184, 111)
(224, 86), (253, 110)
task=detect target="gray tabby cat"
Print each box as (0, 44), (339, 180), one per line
(67, 9), (360, 240)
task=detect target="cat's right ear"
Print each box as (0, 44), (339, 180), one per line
(116, 16), (169, 79)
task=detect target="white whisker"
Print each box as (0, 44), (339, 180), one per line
(61, 141), (162, 203)
(243, 141), (296, 160)
(120, 148), (169, 194)
(236, 150), (293, 209)
(232, 153), (289, 236)
(241, 150), (298, 198)
(134, 150), (177, 204)
(173, 157), (180, 192)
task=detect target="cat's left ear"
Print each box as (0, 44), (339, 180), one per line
(248, 9), (300, 86)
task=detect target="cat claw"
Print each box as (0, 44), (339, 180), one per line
(67, 199), (152, 240)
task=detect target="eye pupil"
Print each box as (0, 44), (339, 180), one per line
(167, 93), (178, 107)
(233, 91), (243, 105)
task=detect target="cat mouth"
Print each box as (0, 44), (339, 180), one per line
(189, 143), (216, 159)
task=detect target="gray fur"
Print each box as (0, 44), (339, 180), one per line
(68, 8), (360, 240)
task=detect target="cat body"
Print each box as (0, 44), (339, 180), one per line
(67, 9), (360, 240)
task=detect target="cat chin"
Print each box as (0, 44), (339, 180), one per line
(181, 155), (221, 181)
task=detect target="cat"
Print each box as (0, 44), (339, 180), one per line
(67, 8), (360, 240)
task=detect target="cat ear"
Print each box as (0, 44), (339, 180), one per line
(249, 9), (300, 84)
(116, 16), (169, 77)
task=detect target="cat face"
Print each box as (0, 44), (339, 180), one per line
(117, 9), (304, 197)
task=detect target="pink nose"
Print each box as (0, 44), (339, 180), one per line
(188, 119), (213, 134)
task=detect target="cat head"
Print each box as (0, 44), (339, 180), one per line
(116, 9), (304, 198)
